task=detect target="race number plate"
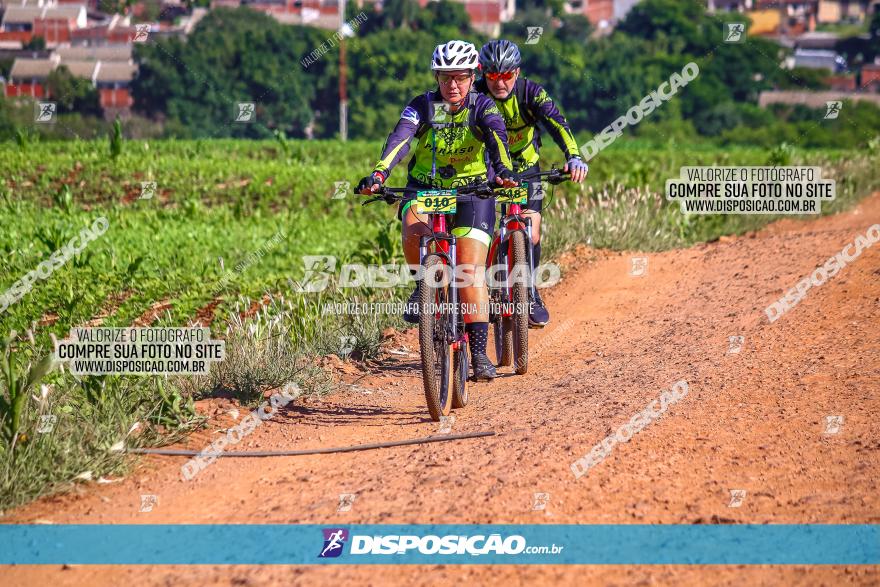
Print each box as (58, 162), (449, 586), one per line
(415, 190), (456, 214)
(495, 185), (528, 204)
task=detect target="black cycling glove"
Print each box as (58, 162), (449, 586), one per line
(496, 169), (519, 185)
(356, 171), (386, 194)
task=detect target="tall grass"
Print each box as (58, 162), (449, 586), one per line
(541, 149), (880, 256)
(1, 367), (201, 511)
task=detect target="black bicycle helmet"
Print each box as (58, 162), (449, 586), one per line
(479, 39), (522, 73)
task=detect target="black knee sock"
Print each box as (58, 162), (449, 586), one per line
(532, 242), (541, 270)
(465, 322), (489, 357)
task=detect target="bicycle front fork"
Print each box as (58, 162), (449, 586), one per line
(497, 216), (538, 302)
(419, 234), (465, 349)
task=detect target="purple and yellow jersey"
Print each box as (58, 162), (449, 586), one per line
(372, 89), (513, 188)
(475, 77), (579, 172)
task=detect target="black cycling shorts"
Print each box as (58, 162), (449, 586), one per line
(520, 163), (545, 214)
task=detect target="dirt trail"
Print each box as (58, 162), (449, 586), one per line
(5, 195), (880, 586)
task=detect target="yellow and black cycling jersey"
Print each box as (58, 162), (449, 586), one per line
(372, 89), (514, 189)
(474, 77), (580, 173)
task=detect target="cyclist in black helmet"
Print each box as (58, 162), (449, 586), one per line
(477, 39), (588, 327)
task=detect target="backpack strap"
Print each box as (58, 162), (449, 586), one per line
(467, 91), (483, 141)
(414, 91), (434, 140)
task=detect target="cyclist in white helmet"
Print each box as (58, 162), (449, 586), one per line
(357, 40), (518, 380)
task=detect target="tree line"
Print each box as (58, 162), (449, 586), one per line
(2, 0), (879, 146)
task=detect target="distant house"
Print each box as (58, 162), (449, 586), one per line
(95, 60), (137, 113)
(746, 0), (880, 34)
(54, 43), (132, 61)
(862, 62), (880, 91)
(795, 30), (840, 49)
(456, 0), (506, 36)
(817, 0), (879, 24)
(565, 0), (614, 30)
(752, 1), (819, 34)
(227, 0), (345, 30)
(69, 14), (139, 46)
(787, 30), (849, 70)
(792, 48), (848, 70)
(708, 0), (755, 10)
(54, 43), (137, 110)
(5, 54), (57, 97)
(1, 0), (208, 117)
(0, 3), (88, 47)
(417, 0), (514, 36)
(0, 6), (48, 45)
(759, 89), (880, 106)
(5, 46), (137, 114)
(233, 0), (516, 34)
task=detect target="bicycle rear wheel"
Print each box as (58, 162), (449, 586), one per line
(490, 247), (513, 367)
(420, 254), (454, 421)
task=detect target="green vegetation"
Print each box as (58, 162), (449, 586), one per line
(0, 140), (391, 342)
(1, 133), (879, 512)
(3, 0), (879, 522)
(132, 9), (334, 139)
(3, 0), (879, 147)
(22, 36), (47, 51)
(2, 139), (878, 345)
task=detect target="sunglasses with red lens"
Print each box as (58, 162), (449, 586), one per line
(485, 71), (516, 82)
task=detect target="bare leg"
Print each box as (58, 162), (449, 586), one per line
(402, 206), (431, 268)
(455, 238), (489, 324)
(521, 209), (541, 245)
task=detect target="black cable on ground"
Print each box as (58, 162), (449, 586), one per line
(126, 430), (495, 457)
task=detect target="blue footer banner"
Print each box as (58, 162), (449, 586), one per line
(1, 524), (877, 565)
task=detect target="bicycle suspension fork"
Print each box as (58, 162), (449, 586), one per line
(419, 213), (461, 347)
(500, 203), (538, 303)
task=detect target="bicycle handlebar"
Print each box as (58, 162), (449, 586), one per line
(358, 167), (571, 206)
(359, 182), (496, 206)
(517, 167), (572, 185)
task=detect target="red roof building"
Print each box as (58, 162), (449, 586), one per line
(0, 4), (88, 47)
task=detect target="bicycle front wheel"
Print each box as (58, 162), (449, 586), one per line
(419, 254), (454, 421)
(490, 244), (513, 367)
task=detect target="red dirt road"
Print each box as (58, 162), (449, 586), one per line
(5, 194), (880, 586)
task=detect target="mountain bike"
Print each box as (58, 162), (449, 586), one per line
(361, 183), (495, 421)
(488, 167), (570, 375)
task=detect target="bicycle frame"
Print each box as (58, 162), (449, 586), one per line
(488, 190), (536, 318)
(488, 169), (570, 315)
(418, 207), (467, 352)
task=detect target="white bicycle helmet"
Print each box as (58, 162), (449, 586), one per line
(431, 40), (480, 72)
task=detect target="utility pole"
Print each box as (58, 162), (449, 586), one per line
(779, 0), (787, 38)
(339, 0), (348, 141)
